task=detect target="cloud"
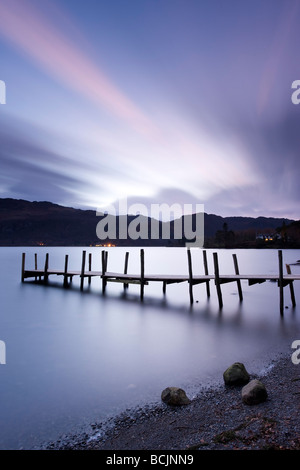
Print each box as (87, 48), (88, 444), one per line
(0, 0), (157, 138)
(0, 0), (260, 201)
(0, 113), (160, 208)
(0, 0), (297, 220)
(107, 188), (202, 220)
(204, 106), (300, 219)
(0, 113), (108, 205)
(257, 0), (299, 116)
(205, 184), (299, 220)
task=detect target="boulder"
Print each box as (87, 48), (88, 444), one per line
(161, 387), (191, 406)
(223, 362), (250, 386)
(242, 379), (268, 405)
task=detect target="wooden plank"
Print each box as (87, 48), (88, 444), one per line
(22, 268), (300, 282)
(286, 264), (296, 307)
(219, 278), (240, 285)
(190, 279), (212, 286)
(203, 250), (210, 297)
(278, 250), (284, 316)
(145, 274), (190, 281)
(187, 248), (194, 305)
(213, 252), (223, 309)
(80, 250), (86, 291)
(233, 253), (243, 302)
(221, 274), (276, 280)
(164, 279), (189, 285)
(106, 278), (149, 285)
(248, 278), (266, 286)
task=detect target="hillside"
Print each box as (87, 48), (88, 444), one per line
(0, 198), (297, 247)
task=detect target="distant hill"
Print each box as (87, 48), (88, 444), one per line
(202, 213), (293, 237)
(0, 198), (297, 247)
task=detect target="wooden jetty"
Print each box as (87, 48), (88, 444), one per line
(21, 249), (300, 315)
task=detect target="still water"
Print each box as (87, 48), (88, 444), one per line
(0, 246), (299, 449)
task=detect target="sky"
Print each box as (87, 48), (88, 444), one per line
(0, 0), (299, 219)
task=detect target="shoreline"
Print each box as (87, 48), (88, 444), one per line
(44, 350), (300, 451)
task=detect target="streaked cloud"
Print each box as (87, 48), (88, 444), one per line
(0, 0), (157, 137)
(257, 0), (299, 116)
(0, 0), (298, 219)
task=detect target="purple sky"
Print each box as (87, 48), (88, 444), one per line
(0, 0), (299, 219)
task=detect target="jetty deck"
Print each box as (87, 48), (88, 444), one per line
(21, 249), (300, 315)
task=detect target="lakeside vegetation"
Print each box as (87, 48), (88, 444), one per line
(205, 220), (300, 249)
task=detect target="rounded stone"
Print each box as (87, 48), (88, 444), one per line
(223, 362), (250, 386)
(161, 387), (191, 406)
(242, 379), (268, 405)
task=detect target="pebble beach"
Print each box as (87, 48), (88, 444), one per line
(44, 352), (300, 451)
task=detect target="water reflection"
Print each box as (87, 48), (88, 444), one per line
(0, 247), (300, 449)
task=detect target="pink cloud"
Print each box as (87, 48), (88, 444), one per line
(257, 0), (299, 115)
(0, 0), (156, 136)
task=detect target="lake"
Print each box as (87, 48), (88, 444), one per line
(0, 246), (300, 449)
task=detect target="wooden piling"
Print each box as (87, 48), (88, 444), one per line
(278, 250), (284, 316)
(88, 253), (92, 286)
(187, 248), (194, 305)
(140, 249), (145, 301)
(63, 254), (69, 288)
(233, 253), (243, 302)
(123, 251), (129, 290)
(80, 250), (86, 291)
(101, 250), (107, 294)
(286, 263), (296, 307)
(21, 253), (25, 282)
(44, 253), (49, 284)
(34, 253), (38, 281)
(37, 253), (42, 281)
(203, 250), (210, 298)
(213, 252), (223, 309)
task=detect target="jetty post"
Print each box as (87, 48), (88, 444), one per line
(101, 250), (107, 294)
(278, 250), (284, 315)
(80, 250), (86, 291)
(187, 248), (194, 305)
(88, 253), (92, 286)
(123, 251), (129, 291)
(63, 254), (69, 288)
(44, 253), (49, 284)
(286, 263), (296, 307)
(213, 252), (223, 309)
(233, 253), (243, 302)
(140, 249), (145, 301)
(34, 253), (38, 282)
(21, 253), (26, 283)
(203, 250), (210, 298)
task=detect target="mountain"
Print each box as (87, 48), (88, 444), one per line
(0, 198), (297, 247)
